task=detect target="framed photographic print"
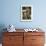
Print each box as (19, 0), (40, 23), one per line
(21, 5), (33, 21)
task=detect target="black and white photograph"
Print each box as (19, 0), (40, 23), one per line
(21, 5), (33, 21)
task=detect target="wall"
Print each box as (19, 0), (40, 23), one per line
(0, 0), (46, 30)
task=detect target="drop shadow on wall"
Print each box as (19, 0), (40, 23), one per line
(0, 24), (7, 43)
